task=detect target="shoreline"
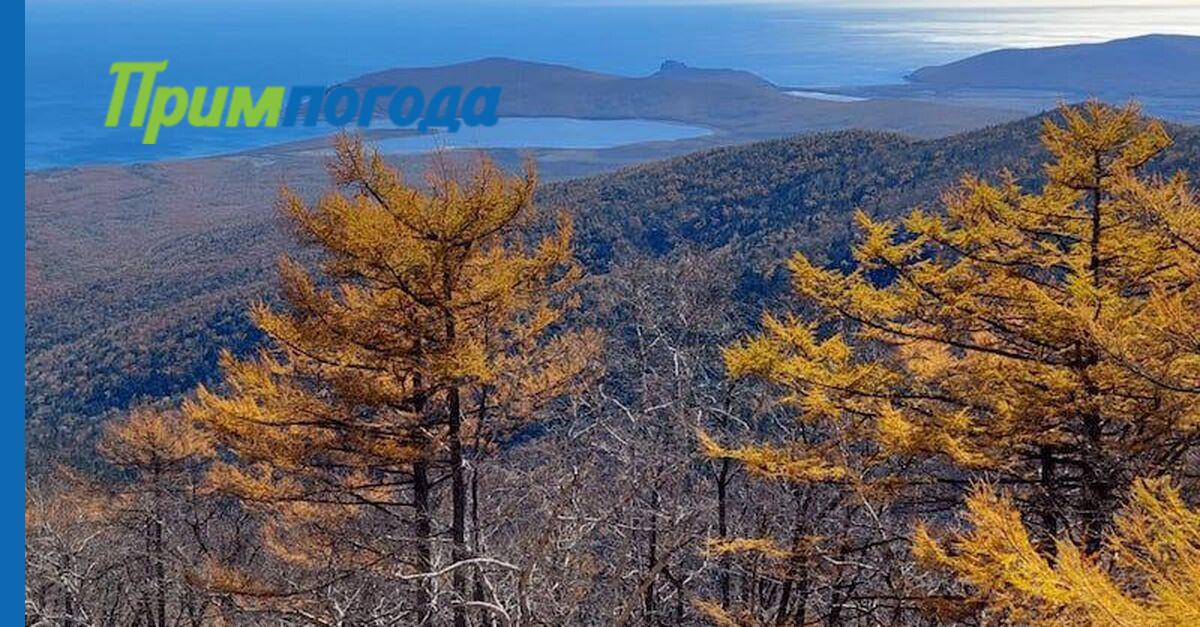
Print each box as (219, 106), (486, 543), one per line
(23, 116), (722, 174)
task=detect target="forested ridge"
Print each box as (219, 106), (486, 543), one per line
(25, 104), (1200, 625)
(548, 115), (1200, 271)
(25, 111), (1200, 451)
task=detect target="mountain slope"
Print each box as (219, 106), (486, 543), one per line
(546, 113), (1200, 274)
(907, 34), (1200, 97)
(24, 112), (1200, 451)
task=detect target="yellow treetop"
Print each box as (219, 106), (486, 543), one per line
(98, 405), (213, 471)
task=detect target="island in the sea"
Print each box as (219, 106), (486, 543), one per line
(820, 34), (1200, 124)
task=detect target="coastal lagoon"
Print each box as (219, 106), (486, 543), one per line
(373, 118), (711, 154)
(25, 117), (711, 170)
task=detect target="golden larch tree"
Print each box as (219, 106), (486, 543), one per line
(186, 137), (599, 625)
(702, 102), (1200, 622)
(97, 406), (215, 626)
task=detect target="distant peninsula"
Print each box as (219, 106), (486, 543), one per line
(821, 34), (1200, 123)
(906, 34), (1200, 97)
(336, 57), (1019, 140)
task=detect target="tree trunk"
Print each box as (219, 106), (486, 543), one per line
(776, 488), (809, 625)
(1039, 445), (1059, 557)
(471, 465), (491, 627)
(717, 458), (731, 610)
(442, 274), (469, 627)
(151, 463), (166, 627)
(413, 459), (434, 624)
(1080, 155), (1109, 555)
(448, 386), (468, 627)
(643, 508), (658, 623)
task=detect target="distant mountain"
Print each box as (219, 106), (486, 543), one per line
(907, 34), (1200, 97)
(650, 59), (775, 88)
(340, 57), (1019, 139)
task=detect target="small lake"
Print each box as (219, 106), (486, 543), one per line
(374, 117), (712, 154)
(26, 117), (712, 170)
(784, 90), (868, 103)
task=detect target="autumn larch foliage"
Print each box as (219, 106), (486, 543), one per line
(701, 102), (1200, 622)
(185, 137), (600, 624)
(29, 397), (267, 626)
(97, 406), (215, 606)
(915, 477), (1200, 626)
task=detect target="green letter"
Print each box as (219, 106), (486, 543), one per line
(106, 60), (168, 127)
(188, 86), (229, 127)
(225, 86), (285, 127)
(143, 86), (188, 144)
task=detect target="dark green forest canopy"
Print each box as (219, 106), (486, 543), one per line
(25, 111), (1200, 460)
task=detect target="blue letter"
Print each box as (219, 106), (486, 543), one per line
(282, 86), (325, 127)
(418, 86), (462, 132)
(323, 86), (359, 127)
(387, 87), (424, 127)
(357, 86), (396, 127)
(462, 86), (500, 127)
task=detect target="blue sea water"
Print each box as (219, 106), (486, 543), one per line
(24, 1), (1200, 169)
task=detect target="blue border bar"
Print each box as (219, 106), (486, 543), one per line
(15, 0), (28, 611)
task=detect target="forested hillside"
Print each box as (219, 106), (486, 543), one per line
(547, 114), (1200, 272)
(25, 104), (1200, 626)
(25, 111), (1200, 453)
